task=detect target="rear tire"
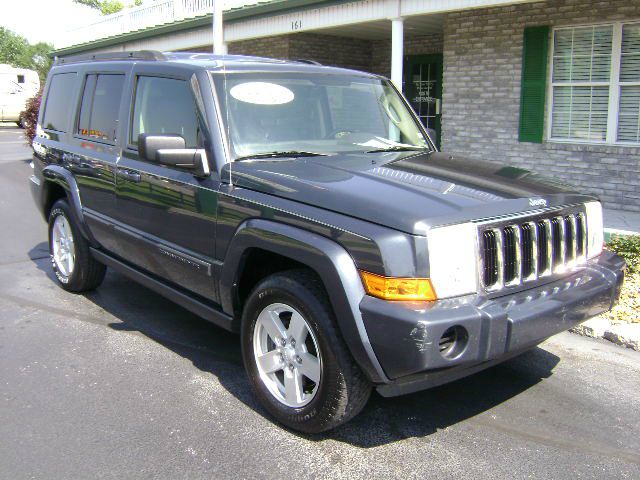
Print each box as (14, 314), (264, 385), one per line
(241, 269), (371, 433)
(48, 199), (106, 292)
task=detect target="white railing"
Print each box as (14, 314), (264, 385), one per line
(58, 0), (253, 49)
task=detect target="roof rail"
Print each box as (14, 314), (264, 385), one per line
(54, 50), (166, 65)
(293, 59), (323, 66)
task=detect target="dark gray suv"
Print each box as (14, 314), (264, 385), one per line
(30, 51), (625, 433)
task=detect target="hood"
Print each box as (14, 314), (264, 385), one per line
(223, 151), (595, 235)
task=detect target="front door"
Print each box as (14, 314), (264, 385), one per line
(404, 54), (443, 148)
(113, 67), (220, 303)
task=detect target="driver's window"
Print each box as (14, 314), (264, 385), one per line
(325, 84), (387, 137)
(131, 76), (198, 149)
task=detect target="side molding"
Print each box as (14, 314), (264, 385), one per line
(220, 219), (389, 384)
(42, 165), (98, 246)
(91, 248), (234, 332)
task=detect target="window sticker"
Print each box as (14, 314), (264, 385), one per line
(230, 82), (294, 105)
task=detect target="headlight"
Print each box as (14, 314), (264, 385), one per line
(427, 222), (478, 298)
(359, 271), (437, 301)
(585, 201), (604, 259)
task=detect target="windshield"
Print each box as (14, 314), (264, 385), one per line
(211, 72), (431, 160)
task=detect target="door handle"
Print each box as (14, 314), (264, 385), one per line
(116, 168), (141, 183)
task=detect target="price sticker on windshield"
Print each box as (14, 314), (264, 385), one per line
(230, 82), (295, 105)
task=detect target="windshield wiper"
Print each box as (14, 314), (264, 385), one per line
(234, 151), (329, 161)
(366, 146), (429, 153)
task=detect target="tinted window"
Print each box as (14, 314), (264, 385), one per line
(77, 73), (125, 142)
(43, 73), (77, 132)
(77, 75), (96, 136)
(131, 76), (198, 148)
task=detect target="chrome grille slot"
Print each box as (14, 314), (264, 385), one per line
(537, 220), (550, 275)
(565, 215), (576, 264)
(576, 213), (586, 259)
(482, 230), (498, 287)
(503, 226), (517, 283)
(521, 223), (534, 279)
(478, 207), (587, 293)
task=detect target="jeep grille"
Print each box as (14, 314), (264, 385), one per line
(479, 208), (587, 292)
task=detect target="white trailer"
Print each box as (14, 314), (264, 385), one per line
(0, 64), (40, 126)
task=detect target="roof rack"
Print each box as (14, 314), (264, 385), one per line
(293, 59), (323, 66)
(54, 50), (166, 65)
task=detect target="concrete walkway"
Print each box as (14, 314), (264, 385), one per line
(604, 208), (640, 237)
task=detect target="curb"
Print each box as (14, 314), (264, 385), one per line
(604, 228), (638, 242)
(571, 316), (640, 351)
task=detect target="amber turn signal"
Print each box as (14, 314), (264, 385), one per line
(359, 271), (437, 301)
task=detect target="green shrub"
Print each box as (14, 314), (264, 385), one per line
(606, 234), (640, 274)
(22, 90), (41, 147)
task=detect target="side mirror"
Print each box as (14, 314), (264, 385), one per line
(138, 133), (210, 177)
(139, 133), (185, 162)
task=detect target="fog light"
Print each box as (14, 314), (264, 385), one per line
(439, 326), (469, 359)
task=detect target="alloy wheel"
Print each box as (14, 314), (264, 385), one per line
(253, 303), (322, 408)
(51, 215), (75, 277)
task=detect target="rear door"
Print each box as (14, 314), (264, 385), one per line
(68, 68), (128, 249)
(112, 65), (220, 302)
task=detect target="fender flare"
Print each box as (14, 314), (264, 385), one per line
(42, 165), (98, 246)
(220, 219), (389, 384)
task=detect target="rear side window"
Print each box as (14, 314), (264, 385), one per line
(42, 73), (77, 132)
(77, 73), (125, 143)
(131, 76), (198, 148)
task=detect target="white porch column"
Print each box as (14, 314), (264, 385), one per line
(391, 17), (404, 90)
(213, 0), (227, 55)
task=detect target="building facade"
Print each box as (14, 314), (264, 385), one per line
(54, 0), (640, 211)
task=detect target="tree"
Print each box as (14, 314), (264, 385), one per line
(73, 0), (143, 15)
(0, 28), (53, 83)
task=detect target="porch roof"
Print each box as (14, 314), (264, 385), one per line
(53, 0), (540, 57)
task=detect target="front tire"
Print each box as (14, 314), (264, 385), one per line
(48, 199), (106, 292)
(241, 270), (371, 433)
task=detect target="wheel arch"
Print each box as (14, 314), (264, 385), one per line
(41, 165), (98, 246)
(220, 219), (388, 384)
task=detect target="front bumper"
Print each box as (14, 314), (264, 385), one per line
(361, 251), (625, 397)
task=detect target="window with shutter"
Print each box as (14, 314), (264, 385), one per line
(550, 25), (612, 142)
(548, 22), (640, 145)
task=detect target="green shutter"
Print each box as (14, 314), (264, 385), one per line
(519, 26), (550, 143)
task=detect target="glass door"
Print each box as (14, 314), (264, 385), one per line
(404, 54), (443, 148)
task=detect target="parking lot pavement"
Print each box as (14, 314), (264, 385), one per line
(1, 124), (639, 479)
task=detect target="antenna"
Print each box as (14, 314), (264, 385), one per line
(224, 58), (232, 186)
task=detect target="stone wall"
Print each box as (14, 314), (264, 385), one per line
(227, 35), (290, 59)
(442, 0), (640, 212)
(289, 33), (372, 72)
(227, 33), (372, 71)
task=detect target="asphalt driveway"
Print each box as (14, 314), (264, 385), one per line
(1, 124), (639, 479)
